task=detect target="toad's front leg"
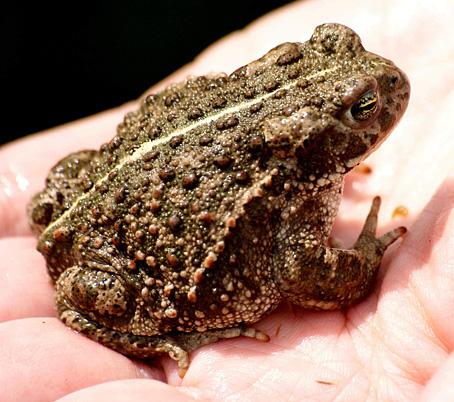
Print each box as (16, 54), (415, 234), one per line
(275, 197), (406, 309)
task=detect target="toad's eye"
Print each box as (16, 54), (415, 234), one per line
(350, 90), (378, 121)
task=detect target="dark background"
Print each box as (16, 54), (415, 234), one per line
(0, 1), (294, 145)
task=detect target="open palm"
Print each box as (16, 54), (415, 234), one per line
(1, 0), (453, 401)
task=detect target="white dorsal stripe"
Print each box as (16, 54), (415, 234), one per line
(43, 67), (338, 236)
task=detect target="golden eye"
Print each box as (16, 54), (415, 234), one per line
(350, 90), (378, 121)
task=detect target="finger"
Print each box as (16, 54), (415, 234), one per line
(57, 379), (200, 402)
(0, 317), (162, 401)
(0, 103), (134, 237)
(0, 236), (54, 321)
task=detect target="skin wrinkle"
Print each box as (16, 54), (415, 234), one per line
(333, 370), (364, 402)
(291, 315), (363, 396)
(371, 306), (428, 388)
(272, 331), (356, 389)
(409, 277), (450, 354)
(406, 278), (451, 385)
(329, 319), (370, 400)
(197, 359), (262, 401)
(239, 370), (275, 401)
(288, 374), (312, 402)
(378, 322), (417, 385)
(343, 299), (380, 397)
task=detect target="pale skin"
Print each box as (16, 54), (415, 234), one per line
(0, 0), (453, 401)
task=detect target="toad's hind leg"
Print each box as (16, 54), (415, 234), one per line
(56, 267), (269, 376)
(59, 308), (190, 374)
(58, 271), (270, 375)
(60, 308), (269, 377)
(55, 266), (190, 374)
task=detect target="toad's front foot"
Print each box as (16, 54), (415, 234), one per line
(353, 196), (407, 268)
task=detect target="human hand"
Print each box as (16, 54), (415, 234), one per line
(1, 0), (453, 401)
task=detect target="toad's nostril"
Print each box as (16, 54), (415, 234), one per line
(389, 75), (399, 85)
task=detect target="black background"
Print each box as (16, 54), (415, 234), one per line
(1, 1), (294, 145)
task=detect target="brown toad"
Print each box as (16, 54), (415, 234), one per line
(28, 23), (410, 375)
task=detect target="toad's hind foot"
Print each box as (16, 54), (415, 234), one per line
(59, 307), (269, 377)
(174, 325), (270, 352)
(173, 325), (270, 377)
